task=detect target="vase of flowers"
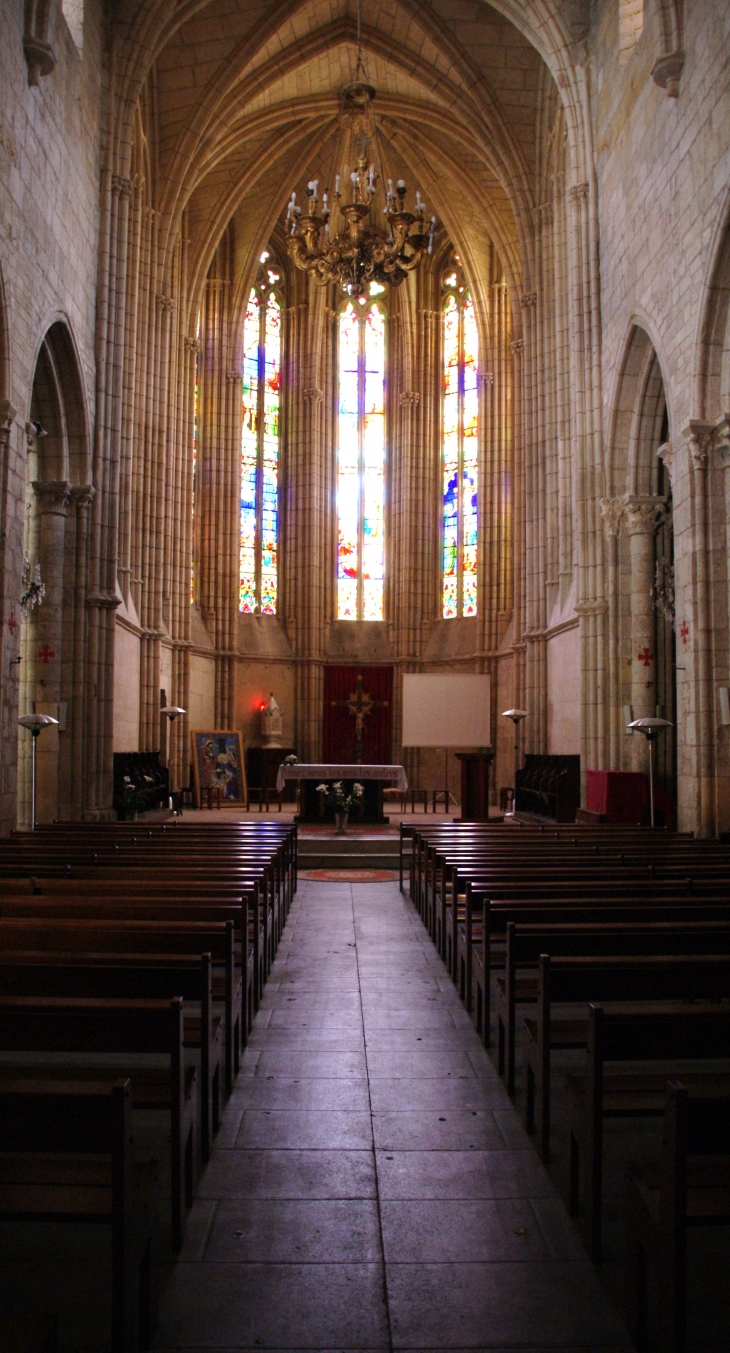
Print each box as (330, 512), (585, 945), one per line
(316, 780), (364, 834)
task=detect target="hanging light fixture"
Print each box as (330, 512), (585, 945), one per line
(285, 0), (436, 297)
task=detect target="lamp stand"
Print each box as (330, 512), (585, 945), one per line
(30, 730), (38, 832)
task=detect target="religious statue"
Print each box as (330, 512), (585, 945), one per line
(260, 692), (283, 748)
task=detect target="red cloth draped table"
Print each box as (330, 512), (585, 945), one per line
(585, 770), (674, 828)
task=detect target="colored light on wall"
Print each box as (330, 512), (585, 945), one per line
(240, 283), (280, 614)
(442, 283), (478, 617)
(337, 301), (385, 621)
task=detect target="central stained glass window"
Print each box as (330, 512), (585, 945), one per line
(442, 267), (478, 617)
(337, 299), (386, 620)
(240, 267), (281, 614)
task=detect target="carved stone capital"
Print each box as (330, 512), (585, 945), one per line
(69, 484), (95, 514)
(225, 370), (240, 385)
(477, 372), (494, 389)
(624, 495), (667, 535)
(32, 480), (72, 516)
(86, 592), (122, 610)
(651, 51), (685, 98)
(511, 339), (524, 356)
(23, 37), (55, 87)
(682, 420), (715, 471)
(184, 336), (200, 354)
(569, 181), (589, 206)
(657, 440), (674, 479)
(303, 387), (324, 405)
(112, 175), (134, 200)
(536, 201), (554, 229)
(714, 415), (730, 466)
(574, 598), (609, 616)
(400, 391), (420, 409)
(0, 400), (17, 435)
(600, 496), (624, 537)
(520, 291), (537, 309)
(156, 294), (175, 315)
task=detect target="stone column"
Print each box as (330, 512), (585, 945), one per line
(600, 496), (624, 764)
(0, 401), (21, 831)
(30, 481), (71, 823)
(624, 496), (666, 770)
(682, 421), (715, 835)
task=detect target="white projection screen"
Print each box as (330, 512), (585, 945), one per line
(401, 674), (492, 747)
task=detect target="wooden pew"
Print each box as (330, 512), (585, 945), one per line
(625, 1080), (730, 1353)
(496, 918), (730, 1095)
(0, 896), (253, 1054)
(468, 890), (730, 1045)
(522, 952), (730, 1162)
(0, 1078), (158, 1353)
(0, 1316), (58, 1352)
(0, 919), (231, 1161)
(566, 1003), (730, 1260)
(0, 996), (193, 1254)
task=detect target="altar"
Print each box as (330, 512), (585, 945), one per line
(276, 763), (408, 824)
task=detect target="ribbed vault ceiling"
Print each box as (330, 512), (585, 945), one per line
(141, 0), (555, 308)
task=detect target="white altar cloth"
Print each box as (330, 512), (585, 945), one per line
(275, 762), (408, 793)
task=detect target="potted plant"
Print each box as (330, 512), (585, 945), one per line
(315, 780), (364, 834)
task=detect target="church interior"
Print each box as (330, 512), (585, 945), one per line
(1, 0), (730, 1350)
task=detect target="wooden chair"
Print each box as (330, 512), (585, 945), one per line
(431, 789), (450, 813)
(402, 788), (428, 813)
(625, 1081), (730, 1353)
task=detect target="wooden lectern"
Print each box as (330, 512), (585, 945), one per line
(455, 750), (495, 821)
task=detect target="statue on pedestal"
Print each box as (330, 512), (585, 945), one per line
(261, 692), (283, 748)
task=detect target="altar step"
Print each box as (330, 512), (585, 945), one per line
(298, 834), (400, 871)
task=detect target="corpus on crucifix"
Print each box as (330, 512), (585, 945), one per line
(330, 673), (389, 763)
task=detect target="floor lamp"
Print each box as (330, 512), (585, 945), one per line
(18, 713), (59, 830)
(161, 705), (186, 809)
(628, 717), (673, 827)
(501, 709), (528, 817)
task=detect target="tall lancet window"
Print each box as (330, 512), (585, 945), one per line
(442, 264), (478, 618)
(337, 296), (386, 620)
(240, 259), (282, 614)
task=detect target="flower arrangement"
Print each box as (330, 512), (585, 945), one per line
(282, 754), (299, 766)
(316, 780), (364, 813)
(121, 773), (155, 818)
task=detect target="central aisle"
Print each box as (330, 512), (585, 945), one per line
(153, 877), (631, 1351)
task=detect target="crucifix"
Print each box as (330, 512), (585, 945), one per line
(331, 673), (389, 763)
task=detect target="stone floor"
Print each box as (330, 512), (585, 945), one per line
(152, 877), (632, 1351)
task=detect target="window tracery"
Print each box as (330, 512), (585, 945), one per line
(442, 261), (478, 618)
(240, 256), (282, 614)
(337, 292), (386, 621)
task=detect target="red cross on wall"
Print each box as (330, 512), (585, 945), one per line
(637, 647), (653, 667)
(7, 612), (16, 635)
(37, 645), (55, 665)
(680, 621), (689, 646)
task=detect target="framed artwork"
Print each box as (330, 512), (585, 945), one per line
(191, 730), (248, 807)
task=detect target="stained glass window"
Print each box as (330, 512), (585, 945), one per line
(240, 270), (281, 614)
(442, 265), (478, 617)
(337, 297), (386, 620)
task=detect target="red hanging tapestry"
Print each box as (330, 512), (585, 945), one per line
(322, 666), (394, 764)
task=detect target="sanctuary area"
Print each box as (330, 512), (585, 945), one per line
(1, 1), (730, 1351)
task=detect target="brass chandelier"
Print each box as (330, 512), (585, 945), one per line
(285, 13), (435, 298)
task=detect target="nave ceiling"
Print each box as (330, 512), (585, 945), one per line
(118, 0), (568, 328)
